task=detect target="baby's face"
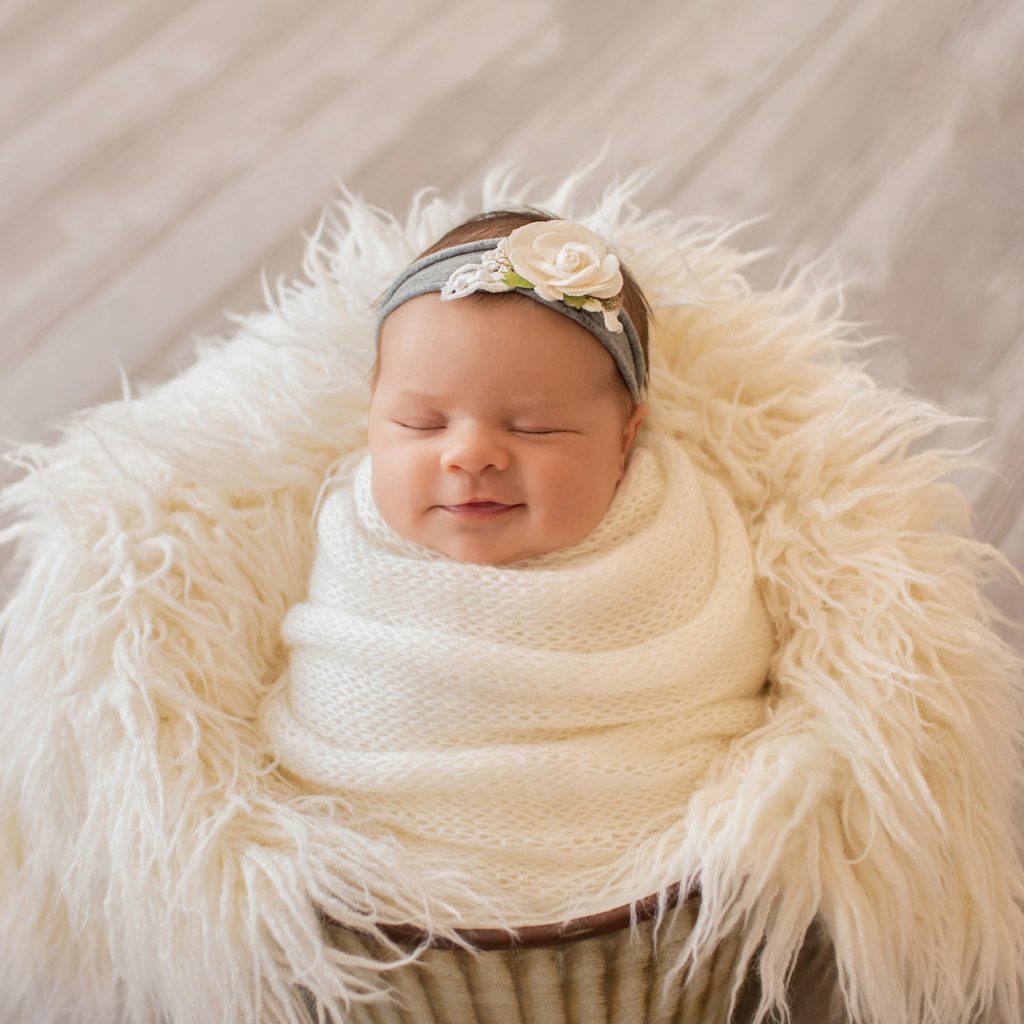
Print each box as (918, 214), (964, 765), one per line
(368, 293), (647, 565)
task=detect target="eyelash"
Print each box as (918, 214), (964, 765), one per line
(395, 423), (560, 436)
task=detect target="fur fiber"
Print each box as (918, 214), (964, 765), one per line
(1, 165), (1022, 1024)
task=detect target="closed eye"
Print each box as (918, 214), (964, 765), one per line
(393, 422), (566, 436)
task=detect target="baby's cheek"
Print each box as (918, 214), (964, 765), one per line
(540, 459), (606, 532)
(371, 450), (422, 531)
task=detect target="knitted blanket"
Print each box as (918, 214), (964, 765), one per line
(1, 170), (1022, 1024)
(259, 432), (775, 925)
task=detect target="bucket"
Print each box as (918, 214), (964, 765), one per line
(317, 884), (745, 1023)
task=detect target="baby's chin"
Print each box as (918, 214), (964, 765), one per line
(426, 538), (551, 567)
(418, 523), (567, 566)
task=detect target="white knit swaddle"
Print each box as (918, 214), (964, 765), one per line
(260, 429), (776, 925)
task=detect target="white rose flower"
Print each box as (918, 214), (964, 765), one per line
(504, 221), (623, 302)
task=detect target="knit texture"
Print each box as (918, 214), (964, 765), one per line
(1, 167), (1022, 1024)
(260, 432), (774, 925)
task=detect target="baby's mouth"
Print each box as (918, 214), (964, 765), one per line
(441, 501), (522, 519)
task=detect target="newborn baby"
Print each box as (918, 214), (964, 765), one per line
(259, 213), (776, 927)
(367, 246), (647, 566)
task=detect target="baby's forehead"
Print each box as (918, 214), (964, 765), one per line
(374, 293), (631, 417)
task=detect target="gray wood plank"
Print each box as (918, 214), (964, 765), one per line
(0, 0), (380, 369)
(0, 0), (194, 139)
(0, 0), (69, 40)
(0, 0), (320, 228)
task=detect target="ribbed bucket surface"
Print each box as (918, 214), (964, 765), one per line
(315, 886), (743, 1024)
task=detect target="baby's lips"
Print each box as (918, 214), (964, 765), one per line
(440, 501), (523, 519)
(447, 497), (520, 507)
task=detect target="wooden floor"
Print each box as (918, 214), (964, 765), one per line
(0, 1), (1021, 1019)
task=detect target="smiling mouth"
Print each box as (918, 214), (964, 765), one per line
(441, 502), (522, 519)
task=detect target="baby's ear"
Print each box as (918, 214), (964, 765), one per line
(618, 402), (649, 475)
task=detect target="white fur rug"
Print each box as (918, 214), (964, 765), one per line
(1, 169), (1022, 1024)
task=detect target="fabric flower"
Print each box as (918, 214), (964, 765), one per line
(438, 221), (627, 334)
(504, 221), (623, 302)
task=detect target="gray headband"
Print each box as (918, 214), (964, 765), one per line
(374, 237), (647, 402)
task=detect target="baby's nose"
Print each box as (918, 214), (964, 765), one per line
(439, 423), (510, 474)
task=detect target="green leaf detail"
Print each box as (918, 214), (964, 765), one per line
(503, 271), (534, 289)
(562, 294), (589, 308)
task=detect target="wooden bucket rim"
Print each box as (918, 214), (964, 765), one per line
(320, 881), (694, 951)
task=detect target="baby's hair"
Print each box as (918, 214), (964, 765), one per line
(371, 209), (652, 413)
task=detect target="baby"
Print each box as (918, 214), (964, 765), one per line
(260, 212), (775, 928)
(367, 211), (650, 567)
